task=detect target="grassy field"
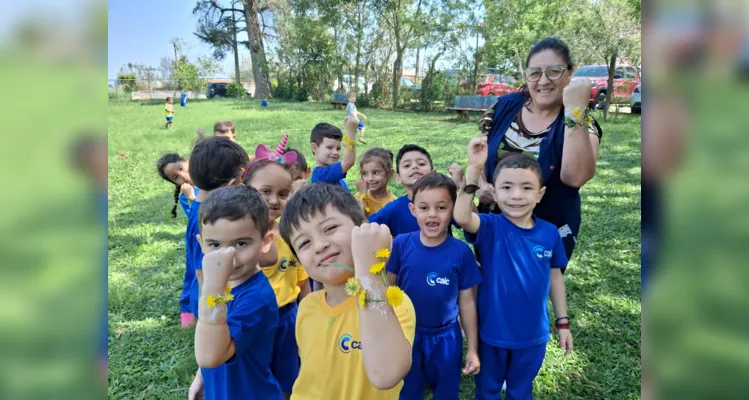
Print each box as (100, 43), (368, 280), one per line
(107, 98), (640, 399)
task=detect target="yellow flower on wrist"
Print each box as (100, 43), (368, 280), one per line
(370, 261), (386, 275)
(225, 286), (234, 301)
(358, 290), (367, 308)
(206, 295), (217, 308)
(386, 286), (405, 307)
(375, 248), (391, 259)
(344, 277), (363, 297)
(572, 107), (581, 118)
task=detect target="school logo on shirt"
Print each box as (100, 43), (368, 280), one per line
(426, 272), (450, 287)
(338, 334), (362, 353)
(279, 258), (298, 271)
(533, 245), (553, 259)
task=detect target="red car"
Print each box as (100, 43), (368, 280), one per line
(571, 65), (641, 109)
(476, 74), (518, 97)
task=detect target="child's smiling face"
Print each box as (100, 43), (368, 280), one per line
(360, 160), (391, 194)
(163, 160), (191, 186)
(410, 187), (453, 241)
(312, 138), (342, 166)
(493, 167), (546, 222)
(248, 163), (292, 222)
(288, 205), (356, 285)
(396, 151), (433, 187)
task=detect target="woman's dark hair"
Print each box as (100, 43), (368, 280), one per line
(360, 147), (394, 174)
(519, 37), (574, 100)
(156, 153), (186, 218)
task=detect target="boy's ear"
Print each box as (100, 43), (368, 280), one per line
(388, 168), (395, 177)
(408, 202), (416, 217)
(395, 174), (403, 185)
(537, 185), (547, 203)
(261, 231), (274, 254)
(310, 143), (318, 154)
(197, 234), (205, 252)
(305, 167), (311, 176)
(431, 168), (436, 174)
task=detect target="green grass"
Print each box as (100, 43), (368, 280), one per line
(108, 99), (640, 399)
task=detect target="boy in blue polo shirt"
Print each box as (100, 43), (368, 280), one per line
(454, 137), (573, 400)
(368, 144), (435, 236)
(309, 116), (358, 190)
(190, 185), (283, 400)
(386, 172), (482, 399)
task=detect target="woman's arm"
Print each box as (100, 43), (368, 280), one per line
(560, 126), (600, 187)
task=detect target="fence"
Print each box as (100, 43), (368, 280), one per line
(107, 78), (255, 103)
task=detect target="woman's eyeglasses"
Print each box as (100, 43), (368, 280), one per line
(524, 65), (568, 82)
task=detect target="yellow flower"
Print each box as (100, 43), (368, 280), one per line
(344, 277), (363, 297)
(360, 194), (367, 200)
(365, 207), (371, 213)
(572, 107), (581, 118)
(386, 286), (405, 307)
(206, 295), (216, 308)
(375, 248), (391, 259)
(358, 290), (367, 308)
(370, 261), (386, 275)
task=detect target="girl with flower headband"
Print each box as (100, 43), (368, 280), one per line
(156, 153), (200, 328)
(243, 134), (311, 398)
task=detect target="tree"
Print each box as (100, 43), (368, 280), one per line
(196, 55), (223, 77)
(194, 0), (244, 83)
(116, 73), (137, 93)
(173, 56), (204, 92)
(374, 0), (425, 108)
(572, 0), (640, 119)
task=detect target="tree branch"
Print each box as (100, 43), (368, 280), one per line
(208, 0), (243, 13)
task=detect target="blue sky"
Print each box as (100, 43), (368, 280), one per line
(108, 0), (244, 79)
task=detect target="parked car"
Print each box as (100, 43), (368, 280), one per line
(630, 83), (641, 114)
(571, 64), (641, 109)
(207, 82), (228, 98)
(476, 74), (518, 97)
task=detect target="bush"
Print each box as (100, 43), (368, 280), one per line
(295, 87), (309, 102)
(356, 94), (371, 108)
(116, 73), (137, 93)
(274, 80), (297, 100)
(226, 82), (245, 98)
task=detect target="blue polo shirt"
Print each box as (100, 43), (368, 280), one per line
(387, 232), (482, 328)
(185, 200), (202, 315)
(201, 272), (283, 400)
(179, 187), (200, 216)
(465, 213), (568, 349)
(310, 162), (348, 190)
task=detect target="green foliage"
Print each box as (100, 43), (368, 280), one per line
(295, 87), (310, 102)
(107, 100), (641, 399)
(274, 79), (297, 100)
(225, 82), (245, 98)
(116, 73), (137, 93)
(172, 56), (204, 92)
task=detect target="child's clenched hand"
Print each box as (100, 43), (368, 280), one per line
(467, 136), (488, 168)
(351, 223), (392, 277)
(201, 246), (236, 289)
(462, 349), (480, 375)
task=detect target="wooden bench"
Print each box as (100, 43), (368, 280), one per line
(446, 95), (497, 120)
(331, 93), (348, 110)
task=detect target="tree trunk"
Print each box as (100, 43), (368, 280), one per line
(353, 1), (365, 92)
(415, 47), (421, 80)
(242, 0), (272, 98)
(231, 8), (241, 84)
(603, 49), (617, 120)
(364, 60), (371, 95)
(472, 31), (481, 92)
(421, 52), (442, 111)
(392, 50), (404, 108)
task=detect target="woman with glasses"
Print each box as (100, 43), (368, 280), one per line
(474, 37), (603, 266)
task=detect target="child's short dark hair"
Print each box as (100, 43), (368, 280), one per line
(395, 144), (433, 174)
(284, 148), (308, 172)
(279, 184), (365, 252)
(242, 159), (292, 186)
(198, 185), (269, 236)
(310, 123), (343, 147)
(493, 154), (544, 186)
(213, 120), (235, 135)
(360, 147), (394, 172)
(412, 173), (457, 203)
(166, 96), (172, 102)
(189, 136), (249, 190)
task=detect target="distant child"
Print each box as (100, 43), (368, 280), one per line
(309, 116), (359, 190)
(213, 120), (237, 141)
(165, 96), (176, 129)
(261, 98), (268, 107)
(346, 91), (367, 143)
(278, 184), (416, 399)
(283, 147), (311, 195)
(354, 148), (397, 217)
(454, 139), (573, 400)
(156, 153), (200, 327)
(243, 136), (311, 398)
(386, 173), (482, 399)
(367, 144), (435, 236)
(180, 90), (188, 108)
(189, 186), (283, 400)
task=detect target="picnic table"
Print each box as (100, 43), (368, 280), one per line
(446, 95), (498, 120)
(331, 93), (348, 110)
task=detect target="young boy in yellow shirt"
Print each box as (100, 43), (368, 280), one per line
(279, 184), (416, 399)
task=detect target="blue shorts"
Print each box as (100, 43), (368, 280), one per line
(358, 121), (365, 130)
(475, 340), (547, 400)
(166, 116), (173, 122)
(271, 301), (300, 394)
(400, 321), (462, 400)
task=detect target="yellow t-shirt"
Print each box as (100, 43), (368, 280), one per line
(356, 191), (398, 217)
(291, 290), (416, 400)
(165, 103), (175, 117)
(261, 236), (309, 307)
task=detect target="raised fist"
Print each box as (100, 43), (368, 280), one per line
(351, 223), (392, 276)
(563, 78), (593, 112)
(467, 136), (488, 168)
